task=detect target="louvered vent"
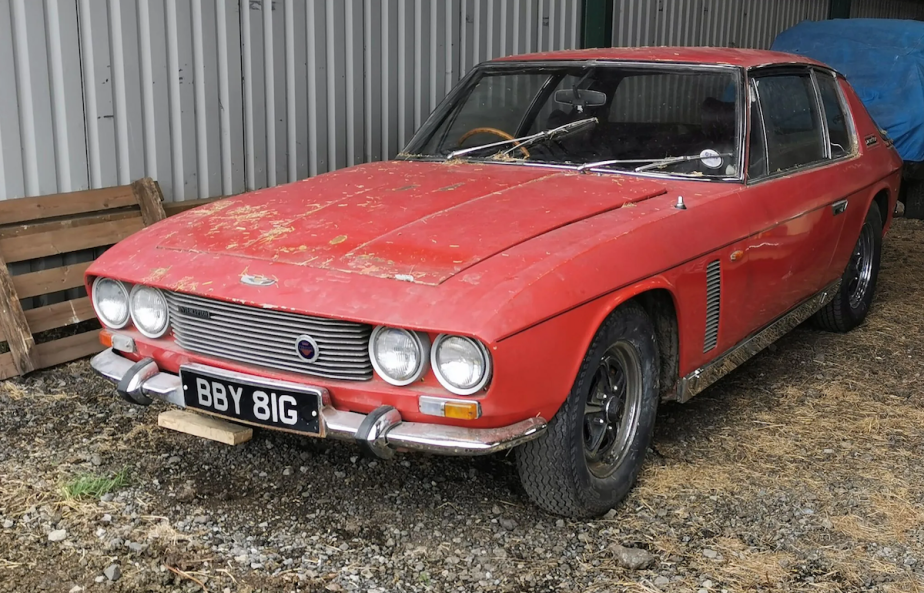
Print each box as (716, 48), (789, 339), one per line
(703, 260), (721, 352)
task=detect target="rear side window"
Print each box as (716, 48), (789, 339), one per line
(752, 74), (826, 175)
(815, 72), (851, 157)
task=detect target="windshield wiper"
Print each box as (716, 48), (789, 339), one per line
(446, 118), (598, 160)
(577, 152), (733, 173)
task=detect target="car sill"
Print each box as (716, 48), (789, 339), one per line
(671, 278), (841, 403)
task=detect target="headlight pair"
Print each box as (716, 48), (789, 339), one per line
(91, 278), (169, 338)
(369, 327), (491, 395)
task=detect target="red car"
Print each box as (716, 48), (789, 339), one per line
(88, 48), (901, 517)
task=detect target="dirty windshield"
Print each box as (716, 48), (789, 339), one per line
(404, 64), (742, 178)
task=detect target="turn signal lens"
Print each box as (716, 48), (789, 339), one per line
(99, 330), (113, 348)
(444, 401), (480, 420)
(419, 395), (482, 420)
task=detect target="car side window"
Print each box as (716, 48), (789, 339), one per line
(815, 72), (852, 158)
(751, 73), (826, 176)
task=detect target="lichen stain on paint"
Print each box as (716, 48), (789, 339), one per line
(330, 235), (348, 245)
(246, 226), (295, 248)
(173, 276), (199, 292)
(145, 267), (171, 283)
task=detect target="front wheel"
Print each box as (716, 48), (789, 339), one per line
(814, 204), (883, 332)
(516, 302), (660, 517)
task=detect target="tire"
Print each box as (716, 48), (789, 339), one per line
(515, 302), (660, 518)
(905, 180), (924, 220)
(814, 204), (883, 333)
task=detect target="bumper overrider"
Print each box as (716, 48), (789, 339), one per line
(90, 348), (547, 458)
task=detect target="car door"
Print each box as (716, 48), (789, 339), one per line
(740, 66), (850, 330)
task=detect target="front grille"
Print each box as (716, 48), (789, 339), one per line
(164, 291), (373, 381)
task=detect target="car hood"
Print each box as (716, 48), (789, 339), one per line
(157, 161), (667, 285)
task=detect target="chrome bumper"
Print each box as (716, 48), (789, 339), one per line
(90, 348), (546, 457)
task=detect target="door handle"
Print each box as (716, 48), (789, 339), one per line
(832, 199), (848, 216)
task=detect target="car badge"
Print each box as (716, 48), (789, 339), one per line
(177, 305), (211, 320)
(295, 335), (320, 363)
(240, 274), (276, 287)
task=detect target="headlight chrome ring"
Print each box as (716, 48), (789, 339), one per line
(91, 277), (131, 329)
(129, 284), (170, 338)
(369, 326), (430, 386)
(431, 334), (492, 396)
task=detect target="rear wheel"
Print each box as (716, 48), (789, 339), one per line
(516, 302), (659, 517)
(814, 205), (882, 332)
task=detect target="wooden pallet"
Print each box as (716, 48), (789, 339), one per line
(0, 178), (177, 380)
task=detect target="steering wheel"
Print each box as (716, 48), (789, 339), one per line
(457, 127), (530, 158)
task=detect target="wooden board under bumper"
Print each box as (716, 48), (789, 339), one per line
(158, 410), (253, 446)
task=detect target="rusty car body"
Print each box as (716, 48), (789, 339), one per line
(88, 48), (901, 517)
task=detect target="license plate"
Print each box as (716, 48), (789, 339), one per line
(180, 366), (322, 435)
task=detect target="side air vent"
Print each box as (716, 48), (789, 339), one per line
(703, 260), (721, 352)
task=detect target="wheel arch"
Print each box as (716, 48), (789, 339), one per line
(587, 279), (682, 401)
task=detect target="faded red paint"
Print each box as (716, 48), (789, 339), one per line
(86, 50), (902, 430)
(493, 46), (829, 69)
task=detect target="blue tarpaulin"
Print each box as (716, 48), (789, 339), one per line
(772, 18), (924, 163)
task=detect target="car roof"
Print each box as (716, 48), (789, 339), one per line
(492, 46), (828, 69)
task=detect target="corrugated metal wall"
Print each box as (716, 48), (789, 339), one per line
(0, 0), (581, 203)
(612, 0), (829, 49)
(851, 0), (924, 19)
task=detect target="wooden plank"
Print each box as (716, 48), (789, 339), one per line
(0, 185), (137, 225)
(0, 217), (144, 263)
(0, 210), (138, 240)
(164, 196), (223, 217)
(158, 410), (253, 445)
(25, 297), (94, 334)
(132, 177), (167, 226)
(34, 329), (103, 369)
(0, 352), (18, 380)
(0, 251), (35, 374)
(13, 261), (93, 299)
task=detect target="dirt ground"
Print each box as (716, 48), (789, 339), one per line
(1, 219), (923, 593)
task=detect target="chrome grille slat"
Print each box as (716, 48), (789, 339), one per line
(173, 333), (371, 365)
(170, 293), (366, 331)
(169, 315), (371, 347)
(165, 291), (373, 380)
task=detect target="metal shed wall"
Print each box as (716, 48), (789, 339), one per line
(851, 0), (924, 19)
(0, 0), (581, 204)
(611, 0), (829, 49)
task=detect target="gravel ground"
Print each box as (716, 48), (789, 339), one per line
(2, 219), (924, 593)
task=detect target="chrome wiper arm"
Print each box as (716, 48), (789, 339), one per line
(578, 152), (733, 173)
(577, 158), (662, 172)
(495, 117), (598, 158)
(446, 118), (598, 161)
(633, 152), (732, 172)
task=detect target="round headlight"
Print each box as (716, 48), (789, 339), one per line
(431, 334), (491, 395)
(129, 285), (170, 338)
(91, 277), (130, 329)
(369, 326), (430, 386)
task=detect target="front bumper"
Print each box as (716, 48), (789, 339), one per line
(90, 348), (547, 457)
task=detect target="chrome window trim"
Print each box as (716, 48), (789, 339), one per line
(403, 60), (747, 183)
(744, 65), (860, 186)
(814, 67), (859, 157)
(368, 326), (431, 387)
(430, 334), (493, 396)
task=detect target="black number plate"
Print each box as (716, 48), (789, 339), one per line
(180, 366), (322, 435)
